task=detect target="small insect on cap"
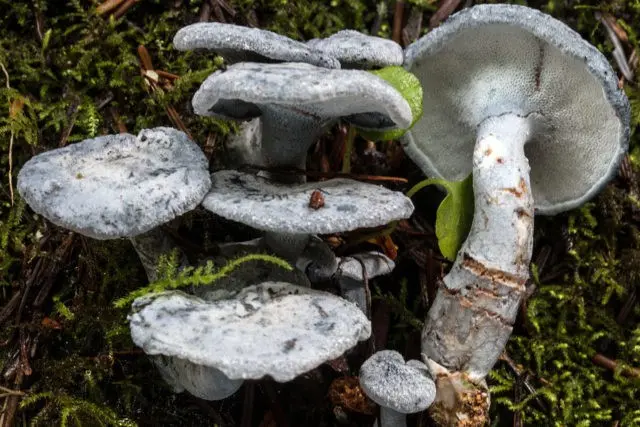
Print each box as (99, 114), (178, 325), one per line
(201, 170), (415, 234)
(17, 127), (211, 239)
(306, 30), (403, 69)
(401, 4), (630, 214)
(173, 22), (340, 68)
(129, 282), (371, 382)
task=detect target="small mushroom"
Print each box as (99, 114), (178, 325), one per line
(192, 62), (412, 172)
(359, 350), (436, 427)
(336, 251), (395, 314)
(173, 22), (339, 68)
(17, 127), (211, 280)
(201, 170), (414, 261)
(306, 30), (403, 69)
(401, 4), (630, 423)
(129, 282), (371, 394)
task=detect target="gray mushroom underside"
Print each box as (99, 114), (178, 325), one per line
(402, 4), (630, 215)
(173, 22), (340, 68)
(153, 355), (243, 401)
(17, 127), (211, 239)
(359, 350), (436, 413)
(192, 62), (412, 130)
(129, 282), (371, 382)
(201, 170), (415, 234)
(306, 30), (403, 69)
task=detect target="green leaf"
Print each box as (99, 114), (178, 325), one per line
(357, 65), (423, 141)
(406, 174), (474, 260)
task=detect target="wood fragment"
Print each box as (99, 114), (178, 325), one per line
(199, 0), (213, 22)
(592, 353), (640, 378)
(429, 0), (461, 29)
(112, 0), (139, 20)
(392, 1), (405, 44)
(96, 0), (126, 16)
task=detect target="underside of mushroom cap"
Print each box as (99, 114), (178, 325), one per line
(402, 4), (630, 214)
(192, 62), (412, 131)
(17, 127), (211, 239)
(359, 350), (436, 414)
(129, 282), (371, 382)
(201, 170), (415, 234)
(306, 30), (403, 69)
(174, 22), (339, 68)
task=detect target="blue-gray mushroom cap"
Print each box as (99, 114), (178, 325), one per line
(17, 127), (211, 239)
(401, 4), (630, 214)
(174, 22), (340, 68)
(306, 30), (403, 69)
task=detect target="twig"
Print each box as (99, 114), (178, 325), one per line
(113, 0), (139, 20)
(1, 62), (14, 205)
(592, 353), (640, 378)
(392, 1), (405, 44)
(429, 0), (461, 29)
(96, 0), (126, 16)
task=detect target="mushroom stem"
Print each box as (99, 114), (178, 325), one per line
(379, 408), (406, 427)
(260, 106), (332, 180)
(422, 113), (534, 423)
(264, 232), (311, 263)
(129, 227), (187, 282)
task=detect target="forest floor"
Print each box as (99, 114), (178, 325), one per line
(1, 0), (639, 426)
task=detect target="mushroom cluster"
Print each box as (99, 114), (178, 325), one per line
(401, 4), (630, 424)
(16, 22), (418, 406)
(175, 21), (416, 269)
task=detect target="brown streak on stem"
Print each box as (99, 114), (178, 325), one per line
(461, 253), (527, 288)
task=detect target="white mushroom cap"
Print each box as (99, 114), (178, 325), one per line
(192, 62), (412, 131)
(401, 4), (630, 214)
(337, 251), (395, 281)
(17, 127), (211, 239)
(201, 170), (415, 234)
(173, 22), (339, 68)
(359, 350), (436, 414)
(306, 30), (403, 69)
(129, 282), (371, 382)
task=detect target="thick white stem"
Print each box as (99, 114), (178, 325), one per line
(379, 408), (406, 427)
(422, 114), (534, 424)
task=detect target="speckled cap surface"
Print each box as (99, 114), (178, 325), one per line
(17, 127), (211, 239)
(359, 350), (436, 413)
(174, 22), (339, 68)
(201, 170), (414, 234)
(401, 4), (630, 214)
(129, 282), (371, 382)
(306, 30), (403, 69)
(192, 62), (412, 130)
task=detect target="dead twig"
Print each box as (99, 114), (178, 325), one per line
(392, 1), (405, 44)
(137, 45), (192, 139)
(429, 0), (461, 29)
(592, 353), (640, 378)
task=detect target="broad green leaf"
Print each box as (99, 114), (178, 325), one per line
(406, 174), (474, 260)
(357, 66), (423, 141)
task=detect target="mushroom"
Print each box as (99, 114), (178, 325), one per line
(192, 62), (411, 263)
(401, 4), (630, 422)
(306, 30), (403, 69)
(359, 350), (436, 427)
(173, 22), (339, 68)
(335, 251), (395, 314)
(192, 62), (412, 173)
(201, 170), (414, 262)
(128, 281), (371, 399)
(17, 127), (211, 281)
